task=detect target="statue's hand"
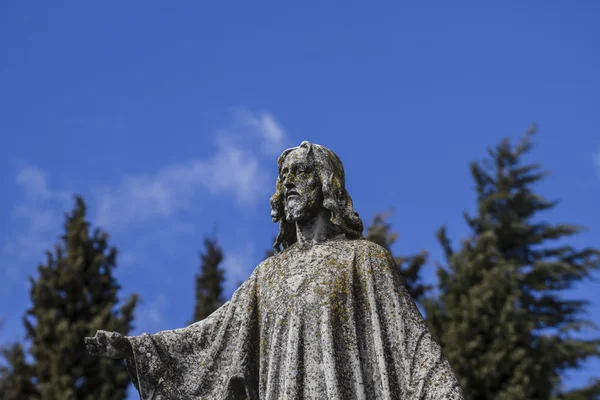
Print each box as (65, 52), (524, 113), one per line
(85, 331), (131, 359)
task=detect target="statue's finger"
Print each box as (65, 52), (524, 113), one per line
(86, 344), (98, 355)
(106, 331), (121, 340)
(96, 331), (107, 347)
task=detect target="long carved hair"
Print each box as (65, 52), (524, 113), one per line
(269, 141), (363, 253)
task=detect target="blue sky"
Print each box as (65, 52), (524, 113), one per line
(1, 2), (599, 396)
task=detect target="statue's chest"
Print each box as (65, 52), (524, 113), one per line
(258, 245), (353, 315)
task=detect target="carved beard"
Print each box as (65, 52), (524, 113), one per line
(284, 191), (323, 223)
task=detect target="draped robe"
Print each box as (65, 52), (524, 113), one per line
(124, 237), (464, 399)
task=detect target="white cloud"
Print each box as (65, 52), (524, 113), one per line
(12, 166), (71, 232)
(232, 106), (287, 156)
(16, 166), (53, 199)
(94, 108), (288, 229)
(1, 108), (289, 290)
(2, 166), (72, 281)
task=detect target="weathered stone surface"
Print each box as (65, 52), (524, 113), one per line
(86, 141), (464, 399)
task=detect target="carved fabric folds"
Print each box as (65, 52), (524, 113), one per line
(125, 237), (464, 400)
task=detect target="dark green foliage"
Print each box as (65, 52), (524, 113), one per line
(0, 343), (37, 399)
(426, 228), (541, 399)
(2, 196), (138, 400)
(426, 125), (600, 399)
(364, 211), (430, 303)
(191, 236), (225, 323)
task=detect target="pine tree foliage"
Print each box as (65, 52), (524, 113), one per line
(3, 196), (138, 400)
(426, 228), (542, 399)
(364, 211), (430, 302)
(0, 343), (37, 399)
(426, 125), (600, 399)
(191, 236), (225, 323)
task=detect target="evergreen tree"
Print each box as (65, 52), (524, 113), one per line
(426, 227), (542, 399)
(3, 196), (138, 400)
(191, 236), (225, 323)
(364, 211), (430, 302)
(426, 125), (600, 399)
(0, 343), (37, 399)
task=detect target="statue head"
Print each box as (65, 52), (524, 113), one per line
(269, 141), (363, 252)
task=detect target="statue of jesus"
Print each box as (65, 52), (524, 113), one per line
(86, 141), (464, 399)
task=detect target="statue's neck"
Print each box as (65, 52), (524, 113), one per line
(295, 208), (339, 246)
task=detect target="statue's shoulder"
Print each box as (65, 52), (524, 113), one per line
(258, 252), (283, 269)
(342, 238), (391, 258)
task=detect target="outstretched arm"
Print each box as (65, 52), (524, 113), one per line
(85, 266), (261, 399)
(85, 331), (142, 393)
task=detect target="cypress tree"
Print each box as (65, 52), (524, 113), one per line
(3, 196), (138, 400)
(426, 125), (600, 399)
(364, 211), (430, 302)
(191, 236), (225, 323)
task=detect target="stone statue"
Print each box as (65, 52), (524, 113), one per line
(86, 141), (464, 399)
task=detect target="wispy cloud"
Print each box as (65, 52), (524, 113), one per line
(1, 107), (289, 292)
(15, 166), (70, 203)
(2, 165), (72, 281)
(94, 107), (288, 229)
(232, 106), (287, 156)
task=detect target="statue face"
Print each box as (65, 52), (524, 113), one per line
(280, 148), (323, 222)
